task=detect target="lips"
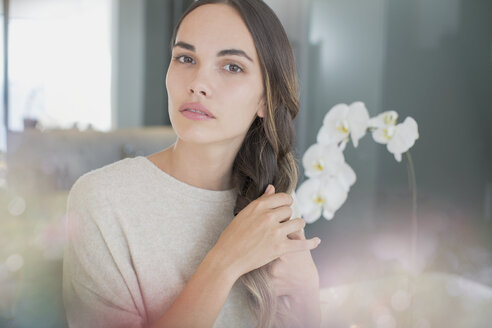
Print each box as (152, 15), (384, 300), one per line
(179, 102), (215, 118)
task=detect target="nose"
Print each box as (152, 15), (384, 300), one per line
(190, 88), (207, 96)
(188, 69), (211, 97)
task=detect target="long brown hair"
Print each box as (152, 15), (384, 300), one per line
(170, 1), (300, 326)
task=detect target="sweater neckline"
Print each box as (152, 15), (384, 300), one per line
(135, 155), (237, 203)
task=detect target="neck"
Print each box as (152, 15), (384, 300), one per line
(157, 138), (241, 191)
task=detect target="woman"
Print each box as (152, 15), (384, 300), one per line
(62, 0), (322, 327)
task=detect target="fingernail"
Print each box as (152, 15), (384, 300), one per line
(315, 238), (321, 246)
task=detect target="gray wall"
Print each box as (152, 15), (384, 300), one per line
(112, 0), (146, 128)
(269, 0), (492, 287)
(379, 0), (492, 223)
(112, 0), (193, 129)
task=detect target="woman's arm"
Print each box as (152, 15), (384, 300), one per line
(288, 288), (321, 328)
(64, 175), (245, 328)
(152, 186), (320, 328)
(150, 248), (240, 328)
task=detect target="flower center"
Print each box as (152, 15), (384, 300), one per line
(313, 194), (325, 205)
(336, 120), (349, 134)
(313, 159), (325, 172)
(384, 112), (398, 125)
(383, 126), (396, 140)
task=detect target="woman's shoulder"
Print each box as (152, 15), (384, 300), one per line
(68, 157), (140, 203)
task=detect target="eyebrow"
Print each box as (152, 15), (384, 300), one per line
(173, 41), (254, 63)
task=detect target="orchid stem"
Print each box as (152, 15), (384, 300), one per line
(404, 150), (418, 326)
(404, 151), (418, 271)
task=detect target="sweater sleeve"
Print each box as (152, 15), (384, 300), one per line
(62, 175), (147, 328)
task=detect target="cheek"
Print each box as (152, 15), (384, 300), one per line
(166, 65), (180, 96)
(222, 80), (262, 119)
(166, 66), (189, 118)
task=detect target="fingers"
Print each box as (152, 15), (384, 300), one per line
(265, 205), (292, 223)
(282, 238), (321, 254)
(280, 217), (305, 235)
(258, 185), (293, 210)
(287, 228), (305, 240)
(286, 217), (306, 240)
(260, 185), (320, 255)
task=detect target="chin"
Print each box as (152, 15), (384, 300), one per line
(172, 125), (218, 145)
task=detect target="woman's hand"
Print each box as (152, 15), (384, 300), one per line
(268, 228), (320, 300)
(211, 184), (321, 280)
(267, 185), (321, 328)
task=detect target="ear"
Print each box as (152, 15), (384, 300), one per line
(257, 98), (266, 118)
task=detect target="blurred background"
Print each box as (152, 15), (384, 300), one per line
(0, 0), (490, 327)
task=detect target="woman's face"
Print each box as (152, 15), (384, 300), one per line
(166, 3), (265, 147)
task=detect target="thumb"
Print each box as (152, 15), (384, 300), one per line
(263, 184), (276, 195)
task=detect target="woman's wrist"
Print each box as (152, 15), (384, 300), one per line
(205, 246), (242, 283)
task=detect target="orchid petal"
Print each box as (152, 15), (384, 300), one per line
(320, 177), (348, 220)
(387, 117), (419, 162)
(322, 208), (335, 220)
(368, 111), (399, 128)
(371, 126), (396, 144)
(317, 123), (347, 146)
(339, 138), (348, 151)
(336, 162), (357, 191)
(304, 206), (323, 223)
(347, 102), (370, 148)
(303, 144), (326, 178)
(322, 103), (349, 126)
(296, 178), (324, 223)
(371, 127), (389, 144)
(289, 190), (302, 219)
(317, 104), (350, 145)
(303, 143), (346, 178)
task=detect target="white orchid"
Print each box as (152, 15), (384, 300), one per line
(369, 111), (419, 162)
(297, 143), (356, 222)
(296, 176), (349, 222)
(317, 102), (370, 150)
(303, 143), (340, 175)
(368, 110), (399, 129)
(296, 102), (419, 223)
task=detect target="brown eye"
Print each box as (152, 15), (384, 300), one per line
(224, 63), (243, 73)
(173, 55), (194, 64)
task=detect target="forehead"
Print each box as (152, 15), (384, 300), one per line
(176, 4), (258, 60)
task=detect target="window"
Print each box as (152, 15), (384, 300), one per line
(8, 0), (112, 132)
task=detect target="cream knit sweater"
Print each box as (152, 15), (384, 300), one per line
(62, 156), (300, 327)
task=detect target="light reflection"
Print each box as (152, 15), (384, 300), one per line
(32, 215), (66, 260)
(370, 230), (438, 275)
(445, 276), (465, 296)
(7, 196), (26, 216)
(0, 263), (8, 281)
(353, 285), (374, 307)
(325, 285), (351, 308)
(415, 318), (431, 328)
(372, 305), (395, 328)
(390, 289), (411, 312)
(375, 314), (396, 328)
(0, 159), (7, 190)
(5, 254), (24, 272)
